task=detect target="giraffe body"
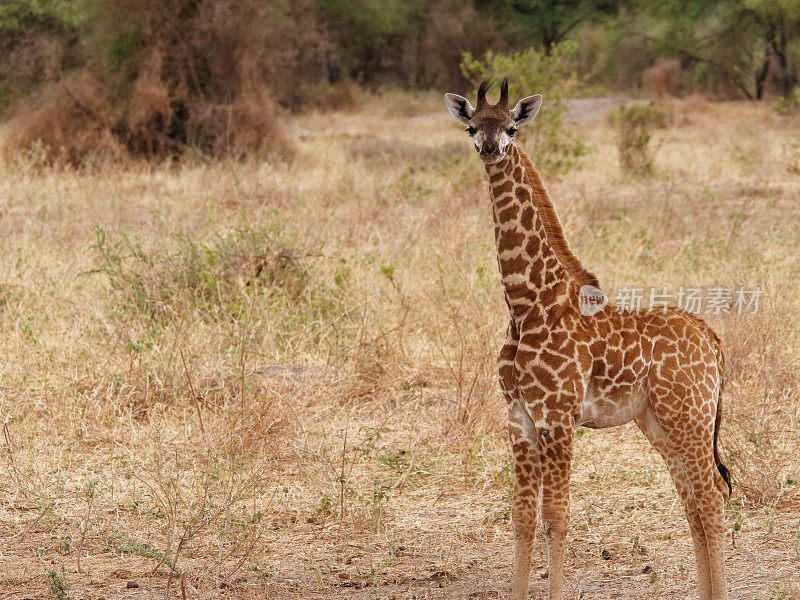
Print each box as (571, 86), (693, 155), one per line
(445, 81), (730, 600)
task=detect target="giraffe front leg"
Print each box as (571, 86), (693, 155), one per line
(508, 400), (541, 600)
(500, 323), (540, 600)
(538, 417), (573, 600)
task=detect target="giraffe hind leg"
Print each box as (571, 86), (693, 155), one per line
(637, 409), (713, 600)
(679, 440), (729, 600)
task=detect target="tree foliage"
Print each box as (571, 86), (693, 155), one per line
(320, 0), (426, 81)
(479, 0), (618, 53)
(632, 0), (800, 98)
(0, 0), (90, 31)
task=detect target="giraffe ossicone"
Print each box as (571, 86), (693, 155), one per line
(445, 80), (730, 600)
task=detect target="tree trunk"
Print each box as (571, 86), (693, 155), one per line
(769, 18), (798, 96)
(754, 48), (769, 100)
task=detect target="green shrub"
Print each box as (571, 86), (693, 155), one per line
(85, 225), (316, 322)
(775, 87), (800, 115)
(609, 102), (666, 175)
(46, 569), (73, 600)
(460, 41), (589, 174)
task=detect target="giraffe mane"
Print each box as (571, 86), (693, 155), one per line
(517, 148), (600, 290)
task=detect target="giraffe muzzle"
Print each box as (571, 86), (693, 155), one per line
(479, 148), (503, 163)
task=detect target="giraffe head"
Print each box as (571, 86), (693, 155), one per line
(444, 79), (542, 164)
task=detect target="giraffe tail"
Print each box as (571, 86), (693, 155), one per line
(713, 370), (732, 500)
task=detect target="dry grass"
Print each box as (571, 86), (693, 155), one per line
(0, 94), (799, 599)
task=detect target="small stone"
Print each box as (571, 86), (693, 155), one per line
(126, 581), (139, 589)
(641, 564), (652, 574)
(601, 548), (612, 560)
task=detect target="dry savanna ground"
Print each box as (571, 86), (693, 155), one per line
(1, 93), (799, 600)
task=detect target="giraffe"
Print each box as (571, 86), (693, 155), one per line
(444, 80), (731, 600)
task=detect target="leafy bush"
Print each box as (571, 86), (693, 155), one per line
(609, 102), (665, 175)
(460, 42), (588, 174)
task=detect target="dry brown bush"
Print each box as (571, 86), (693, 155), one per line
(0, 31), (64, 85)
(305, 81), (364, 113)
(98, 0), (326, 159)
(642, 59), (684, 98)
(2, 0), (324, 165)
(410, 0), (503, 91)
(186, 88), (295, 161)
(124, 48), (173, 158)
(1, 70), (125, 167)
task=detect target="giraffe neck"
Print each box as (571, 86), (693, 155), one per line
(485, 144), (582, 323)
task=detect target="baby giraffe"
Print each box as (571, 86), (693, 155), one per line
(445, 80), (730, 600)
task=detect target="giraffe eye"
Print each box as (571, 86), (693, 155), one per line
(507, 128), (517, 137)
(466, 126), (476, 136)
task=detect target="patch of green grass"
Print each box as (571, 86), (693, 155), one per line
(107, 532), (170, 566)
(46, 569), (73, 600)
(755, 585), (794, 600)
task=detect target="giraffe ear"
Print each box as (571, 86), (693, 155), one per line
(444, 93), (475, 125)
(511, 94), (543, 127)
